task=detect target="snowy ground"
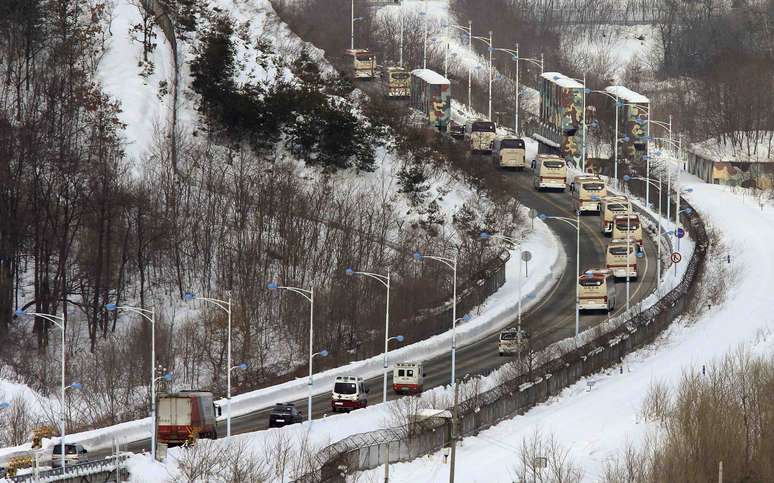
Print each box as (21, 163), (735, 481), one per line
(97, 0), (175, 170)
(355, 167), (774, 482)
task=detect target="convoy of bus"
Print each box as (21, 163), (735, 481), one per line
(577, 269), (617, 312)
(600, 195), (632, 235)
(492, 137), (527, 169)
(498, 327), (529, 356)
(532, 154), (567, 191)
(466, 120), (497, 153)
(611, 213), (643, 248)
(393, 362), (424, 394)
(571, 175), (607, 213)
(345, 49), (377, 79)
(385, 66), (410, 98)
(606, 239), (639, 279)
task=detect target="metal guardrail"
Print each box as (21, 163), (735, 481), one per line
(293, 197), (707, 482)
(10, 454), (131, 483)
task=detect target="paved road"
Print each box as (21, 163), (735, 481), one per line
(104, 162), (658, 459)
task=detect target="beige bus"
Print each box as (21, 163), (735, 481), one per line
(465, 120), (497, 153)
(345, 49), (377, 79)
(532, 154), (567, 191)
(578, 269), (617, 311)
(605, 239), (639, 279)
(600, 195), (631, 235)
(491, 137), (526, 169)
(612, 213), (643, 249)
(385, 66), (410, 98)
(571, 175), (607, 213)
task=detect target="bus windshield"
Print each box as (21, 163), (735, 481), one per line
(608, 203), (629, 212)
(334, 382), (357, 394)
(390, 72), (410, 80)
(356, 53), (374, 61)
(501, 139), (525, 149)
(500, 331), (520, 340)
(582, 182), (605, 191)
(579, 278), (603, 286)
(615, 221), (640, 230)
(609, 246), (634, 255)
(543, 160), (565, 169)
(472, 121), (496, 132)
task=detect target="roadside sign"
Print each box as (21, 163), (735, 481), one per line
(528, 208), (537, 219)
(521, 251), (532, 262)
(676, 227), (685, 239)
(671, 252), (682, 263)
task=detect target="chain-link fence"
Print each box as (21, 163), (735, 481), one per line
(293, 198), (707, 483)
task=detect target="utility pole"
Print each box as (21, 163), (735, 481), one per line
(448, 380), (460, 483)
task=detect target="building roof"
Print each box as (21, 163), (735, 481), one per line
(541, 72), (584, 89)
(689, 134), (774, 163)
(604, 85), (649, 104)
(411, 68), (450, 85)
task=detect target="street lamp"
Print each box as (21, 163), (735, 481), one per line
(479, 231), (524, 329)
(227, 362), (248, 432)
(471, 31), (493, 120)
(182, 292), (234, 436)
(538, 210), (583, 338)
(349, 0), (366, 50)
(266, 282), (321, 423)
(413, 250), (458, 385)
(440, 21), (473, 109)
(421, 1), (428, 68)
(624, 173), (665, 286)
(104, 303), (159, 459)
(344, 266), (398, 409)
(492, 45), (543, 134)
(14, 309), (68, 469)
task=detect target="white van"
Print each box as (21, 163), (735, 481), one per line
(393, 362), (424, 394)
(331, 376), (369, 412)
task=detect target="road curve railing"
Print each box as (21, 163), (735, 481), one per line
(293, 196), (707, 482)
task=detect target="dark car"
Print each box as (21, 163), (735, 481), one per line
(268, 403), (303, 428)
(448, 121), (465, 139)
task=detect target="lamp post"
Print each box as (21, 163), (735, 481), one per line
(228, 362), (247, 432)
(491, 46), (543, 134)
(266, 282), (322, 423)
(421, 1), (428, 69)
(344, 267), (398, 407)
(182, 292), (234, 436)
(14, 309), (68, 468)
(624, 173), (663, 286)
(413, 251), (458, 385)
(63, 382), (82, 453)
(441, 22), (472, 109)
(538, 210), (583, 338)
(470, 32), (493, 120)
(104, 303), (160, 458)
(479, 232), (524, 326)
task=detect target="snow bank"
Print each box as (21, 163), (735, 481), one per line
(359, 169), (773, 482)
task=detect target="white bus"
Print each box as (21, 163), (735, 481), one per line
(498, 327), (529, 356)
(606, 239), (639, 279)
(578, 269), (617, 311)
(492, 137), (527, 169)
(465, 120), (497, 153)
(385, 66), (410, 98)
(345, 49), (377, 79)
(571, 175), (607, 213)
(392, 362), (424, 394)
(532, 154), (567, 191)
(612, 213), (643, 249)
(600, 195), (631, 235)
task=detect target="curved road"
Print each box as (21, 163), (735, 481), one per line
(111, 162), (658, 457)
